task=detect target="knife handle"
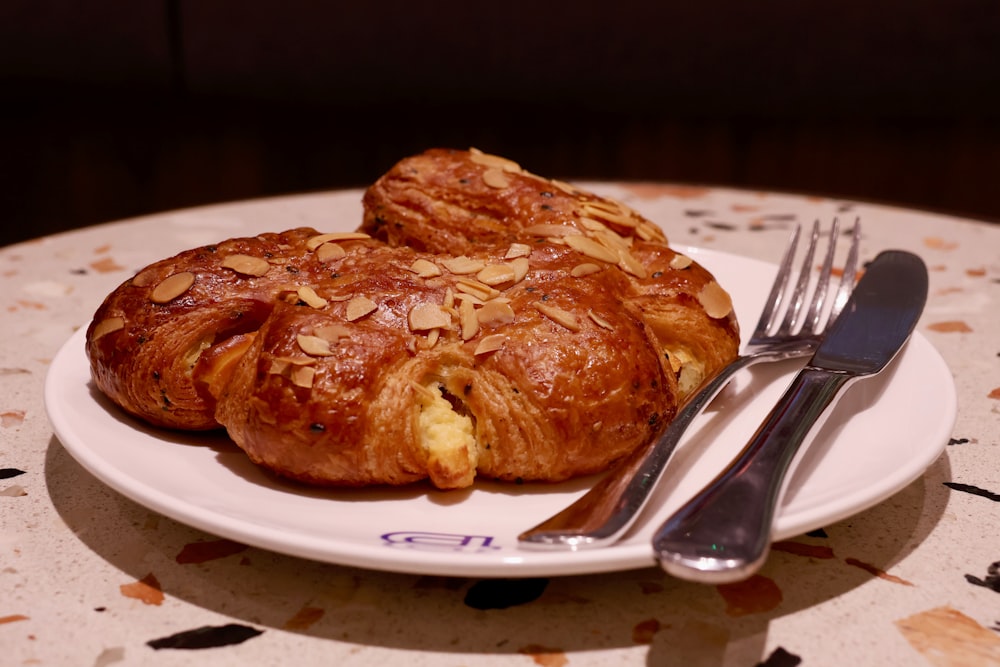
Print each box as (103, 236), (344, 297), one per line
(652, 366), (853, 584)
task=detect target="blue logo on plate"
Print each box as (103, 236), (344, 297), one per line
(381, 531), (500, 553)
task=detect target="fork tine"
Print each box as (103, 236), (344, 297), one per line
(830, 218), (862, 320)
(800, 217), (841, 335)
(753, 223), (801, 336)
(777, 220), (820, 334)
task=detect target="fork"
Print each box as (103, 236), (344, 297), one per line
(518, 218), (862, 549)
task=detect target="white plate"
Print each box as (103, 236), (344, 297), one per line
(45, 247), (956, 578)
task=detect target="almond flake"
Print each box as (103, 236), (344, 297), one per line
(131, 268), (158, 287)
(297, 285), (328, 309)
(222, 254), (270, 277)
(290, 365), (316, 388)
(482, 168), (511, 189)
(564, 235), (619, 264)
(582, 200), (639, 228)
(468, 148), (521, 172)
(508, 257), (530, 282)
(534, 301), (580, 332)
(636, 221), (664, 242)
(424, 328), (441, 349)
(477, 300), (516, 327)
(442, 256), (486, 274)
(150, 272), (195, 303)
(579, 216), (610, 232)
(408, 303), (451, 331)
(459, 298), (479, 340)
(549, 179), (578, 195)
(297, 334), (334, 356)
(522, 224), (581, 238)
(91, 316), (125, 340)
(504, 243), (532, 259)
(587, 310), (614, 330)
(314, 324), (351, 341)
(455, 278), (499, 301)
(316, 242), (347, 262)
(409, 258), (442, 278)
(453, 292), (485, 306)
(698, 281), (734, 319)
(616, 248), (647, 279)
(346, 296), (377, 321)
(670, 254), (694, 270)
(474, 333), (507, 355)
(476, 263), (516, 286)
(571, 263), (602, 277)
(306, 232), (370, 251)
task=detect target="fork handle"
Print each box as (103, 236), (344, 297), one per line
(517, 354), (758, 548)
(652, 366), (853, 583)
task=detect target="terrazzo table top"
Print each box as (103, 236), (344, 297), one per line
(2, 182), (998, 666)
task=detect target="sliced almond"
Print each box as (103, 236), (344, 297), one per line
(670, 254), (694, 270)
(222, 254), (270, 277)
(476, 263), (516, 286)
(508, 256), (530, 283)
(468, 148), (521, 172)
(409, 258), (442, 278)
(453, 292), (485, 306)
(131, 268), (158, 288)
(581, 199), (640, 229)
(91, 316), (125, 340)
(455, 278), (500, 301)
(636, 221), (664, 242)
(346, 296), (377, 321)
(587, 310), (614, 330)
(592, 228), (632, 251)
(534, 301), (580, 332)
(564, 234), (619, 264)
(579, 216), (610, 232)
(482, 168), (511, 189)
(306, 232), (370, 251)
(571, 262), (602, 277)
(616, 247), (648, 279)
(549, 179), (578, 195)
(316, 242), (347, 262)
(297, 334), (334, 356)
(504, 243), (532, 259)
(459, 298), (479, 340)
(424, 328), (441, 349)
(522, 224), (581, 238)
(408, 303), (451, 331)
(297, 285), (328, 309)
(698, 281), (734, 319)
(314, 323), (351, 342)
(443, 287), (455, 310)
(290, 365), (316, 389)
(150, 272), (195, 303)
(477, 300), (516, 327)
(442, 256), (486, 275)
(474, 333), (507, 355)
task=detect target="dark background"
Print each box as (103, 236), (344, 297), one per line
(3, 1), (999, 247)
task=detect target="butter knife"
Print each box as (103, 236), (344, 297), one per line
(653, 250), (928, 583)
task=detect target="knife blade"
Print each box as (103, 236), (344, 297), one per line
(652, 249), (928, 583)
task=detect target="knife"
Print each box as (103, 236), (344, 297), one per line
(652, 249), (928, 584)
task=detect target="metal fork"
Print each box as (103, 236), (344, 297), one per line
(518, 218), (862, 549)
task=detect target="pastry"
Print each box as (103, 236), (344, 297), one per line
(86, 148), (739, 489)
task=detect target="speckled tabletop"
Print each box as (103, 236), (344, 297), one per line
(2, 182), (998, 667)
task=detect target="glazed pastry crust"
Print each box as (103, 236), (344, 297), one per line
(87, 148), (739, 489)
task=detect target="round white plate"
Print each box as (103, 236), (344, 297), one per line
(45, 247), (956, 578)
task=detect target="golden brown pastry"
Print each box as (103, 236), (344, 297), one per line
(86, 148), (739, 489)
